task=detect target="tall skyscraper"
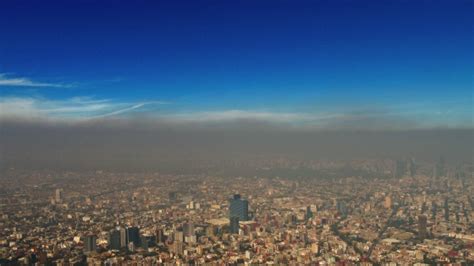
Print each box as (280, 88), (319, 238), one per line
(229, 194), (249, 221)
(444, 198), (449, 222)
(336, 200), (348, 217)
(183, 222), (194, 237)
(172, 241), (184, 256)
(183, 222), (196, 243)
(140, 234), (155, 249)
(109, 229), (121, 250)
(436, 156), (446, 178)
(394, 159), (407, 178)
(384, 196), (392, 209)
(156, 228), (165, 244)
(305, 206), (313, 221)
(169, 191), (178, 201)
(174, 230), (184, 243)
(409, 157), (417, 177)
(418, 215), (428, 239)
(230, 216), (239, 234)
(120, 227), (127, 248)
(84, 234), (97, 254)
(431, 201), (438, 220)
(55, 188), (63, 203)
(126, 226), (140, 247)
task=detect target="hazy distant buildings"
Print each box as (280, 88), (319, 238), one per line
(336, 200), (348, 217)
(229, 194), (249, 221)
(444, 198), (449, 222)
(409, 157), (417, 177)
(435, 156), (447, 178)
(384, 196), (392, 209)
(431, 201), (438, 220)
(418, 215), (428, 239)
(394, 158), (416, 178)
(169, 191), (178, 201)
(395, 160), (407, 178)
(55, 188), (63, 203)
(394, 159), (410, 178)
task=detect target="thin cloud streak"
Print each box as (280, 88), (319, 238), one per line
(0, 73), (73, 88)
(0, 97), (166, 120)
(0, 96), (472, 130)
(92, 103), (148, 118)
(157, 110), (344, 125)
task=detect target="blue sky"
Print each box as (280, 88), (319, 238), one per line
(0, 0), (472, 128)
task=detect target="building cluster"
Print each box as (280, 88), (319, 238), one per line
(0, 159), (472, 265)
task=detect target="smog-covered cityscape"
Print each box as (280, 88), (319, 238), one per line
(1, 0), (473, 265)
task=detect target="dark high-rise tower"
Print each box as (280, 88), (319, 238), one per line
(394, 159), (407, 178)
(431, 201), (438, 220)
(337, 200), (348, 217)
(169, 191), (178, 201)
(183, 222), (194, 237)
(305, 206), (313, 221)
(109, 229), (121, 250)
(418, 215), (428, 239)
(444, 198), (449, 222)
(230, 216), (240, 234)
(156, 228), (165, 243)
(409, 158), (416, 177)
(436, 156), (446, 178)
(229, 194), (249, 221)
(84, 234), (97, 254)
(126, 226), (140, 247)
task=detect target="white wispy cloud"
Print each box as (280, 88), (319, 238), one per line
(0, 73), (73, 88)
(0, 96), (166, 120)
(0, 96), (336, 124)
(92, 103), (148, 118)
(1, 96), (466, 129)
(159, 110), (341, 124)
